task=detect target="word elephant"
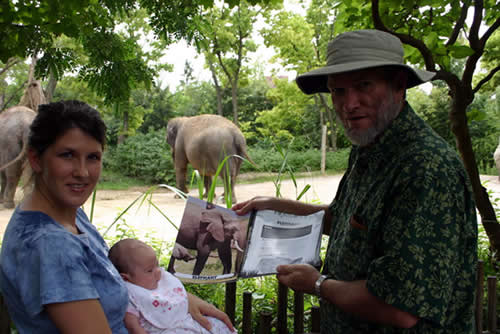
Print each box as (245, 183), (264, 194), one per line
(171, 204), (248, 276)
(0, 81), (45, 209)
(166, 114), (253, 203)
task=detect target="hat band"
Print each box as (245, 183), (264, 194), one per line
(327, 46), (403, 67)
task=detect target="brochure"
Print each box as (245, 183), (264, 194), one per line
(167, 196), (324, 284)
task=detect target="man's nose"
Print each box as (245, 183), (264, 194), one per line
(343, 88), (361, 112)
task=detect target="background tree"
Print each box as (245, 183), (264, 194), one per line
(261, 0), (338, 150)
(194, 1), (274, 125)
(332, 0), (500, 258)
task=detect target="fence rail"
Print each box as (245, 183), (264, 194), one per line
(0, 260), (496, 333)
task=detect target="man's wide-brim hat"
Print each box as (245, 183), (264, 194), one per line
(296, 29), (436, 94)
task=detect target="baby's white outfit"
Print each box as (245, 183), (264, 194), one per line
(126, 268), (235, 334)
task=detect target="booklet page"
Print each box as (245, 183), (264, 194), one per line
(239, 209), (324, 277)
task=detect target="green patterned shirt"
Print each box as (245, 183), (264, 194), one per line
(321, 104), (477, 333)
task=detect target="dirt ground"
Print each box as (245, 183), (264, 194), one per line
(1, 173), (499, 242)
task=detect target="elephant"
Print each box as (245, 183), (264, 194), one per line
(166, 114), (254, 203)
(0, 107), (36, 208)
(0, 80), (45, 209)
(170, 202), (248, 276)
(494, 137), (500, 181)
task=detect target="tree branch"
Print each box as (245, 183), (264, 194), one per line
(371, 0), (437, 71)
(447, 0), (470, 46)
(469, 0), (483, 49)
(0, 57), (22, 77)
(479, 16), (500, 49)
(473, 65), (500, 93)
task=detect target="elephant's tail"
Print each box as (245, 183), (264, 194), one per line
(0, 138), (29, 173)
(233, 136), (258, 168)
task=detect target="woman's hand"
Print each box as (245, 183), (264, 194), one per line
(187, 293), (235, 332)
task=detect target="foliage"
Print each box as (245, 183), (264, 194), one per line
(0, 59), (29, 110)
(170, 81), (217, 118)
(105, 129), (174, 184)
(193, 0), (279, 124)
(241, 147), (350, 174)
(254, 78), (319, 148)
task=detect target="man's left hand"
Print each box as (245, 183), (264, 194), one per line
(276, 264), (321, 294)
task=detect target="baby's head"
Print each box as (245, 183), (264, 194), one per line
(109, 238), (161, 290)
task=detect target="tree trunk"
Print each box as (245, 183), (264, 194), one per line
(231, 81), (238, 126)
(118, 105), (128, 145)
(450, 86), (500, 261)
(45, 69), (58, 102)
(319, 93), (338, 152)
(209, 61), (224, 116)
(27, 56), (36, 84)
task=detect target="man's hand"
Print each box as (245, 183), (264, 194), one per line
(187, 293), (235, 332)
(276, 264), (321, 294)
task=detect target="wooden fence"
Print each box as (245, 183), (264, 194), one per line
(0, 260), (496, 333)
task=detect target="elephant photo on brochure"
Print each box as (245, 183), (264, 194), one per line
(0, 81), (46, 209)
(168, 198), (249, 277)
(166, 114), (254, 203)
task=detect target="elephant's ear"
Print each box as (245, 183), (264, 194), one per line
(166, 120), (179, 148)
(207, 220), (225, 242)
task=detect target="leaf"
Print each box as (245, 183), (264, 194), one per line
(449, 45), (475, 59)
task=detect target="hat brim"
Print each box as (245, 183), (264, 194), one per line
(296, 61), (435, 95)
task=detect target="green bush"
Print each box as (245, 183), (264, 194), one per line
(104, 129), (175, 184)
(242, 147), (349, 174)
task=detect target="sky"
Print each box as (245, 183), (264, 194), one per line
(156, 0), (308, 92)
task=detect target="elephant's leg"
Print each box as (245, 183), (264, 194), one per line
(203, 174), (212, 199)
(167, 257), (176, 274)
(218, 240), (233, 275)
(193, 244), (211, 276)
(175, 162), (189, 195)
(0, 171), (6, 204)
(3, 163), (22, 209)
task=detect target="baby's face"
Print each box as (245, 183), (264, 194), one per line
(128, 245), (161, 290)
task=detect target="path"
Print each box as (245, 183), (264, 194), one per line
(0, 174), (499, 243)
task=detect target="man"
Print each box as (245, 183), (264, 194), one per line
(232, 30), (477, 333)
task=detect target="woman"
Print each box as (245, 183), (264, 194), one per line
(0, 100), (233, 334)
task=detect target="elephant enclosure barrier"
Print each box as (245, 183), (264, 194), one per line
(0, 261), (496, 333)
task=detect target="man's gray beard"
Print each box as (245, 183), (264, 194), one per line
(341, 97), (402, 147)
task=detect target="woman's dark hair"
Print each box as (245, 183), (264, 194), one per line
(29, 100), (107, 155)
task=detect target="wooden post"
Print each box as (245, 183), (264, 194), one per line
(310, 305), (321, 333)
(476, 260), (484, 334)
(277, 282), (288, 334)
(487, 276), (497, 334)
(242, 291), (252, 334)
(259, 311), (272, 334)
(225, 281), (236, 324)
(321, 125), (327, 174)
(293, 291), (304, 334)
(0, 295), (10, 334)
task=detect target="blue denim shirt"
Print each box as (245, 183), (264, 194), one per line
(0, 207), (128, 333)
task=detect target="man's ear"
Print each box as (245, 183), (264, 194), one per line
(27, 148), (41, 173)
(391, 70), (408, 103)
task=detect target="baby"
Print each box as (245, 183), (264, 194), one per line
(109, 238), (236, 334)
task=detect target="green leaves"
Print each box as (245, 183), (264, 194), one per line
(449, 45), (475, 59)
